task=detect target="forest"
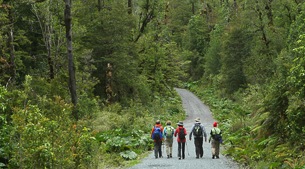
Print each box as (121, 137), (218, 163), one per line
(0, 0), (305, 168)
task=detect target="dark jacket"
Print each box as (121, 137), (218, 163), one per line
(189, 122), (207, 140)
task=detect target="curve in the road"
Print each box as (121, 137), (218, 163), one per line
(128, 88), (239, 169)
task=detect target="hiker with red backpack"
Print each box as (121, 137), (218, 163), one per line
(174, 121), (187, 160)
(189, 117), (207, 159)
(163, 120), (175, 158)
(151, 120), (164, 158)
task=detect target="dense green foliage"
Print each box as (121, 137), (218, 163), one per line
(186, 1), (305, 168)
(1, 0), (305, 168)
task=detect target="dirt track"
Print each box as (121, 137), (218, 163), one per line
(128, 88), (239, 169)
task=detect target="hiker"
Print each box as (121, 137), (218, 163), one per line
(174, 121), (187, 160)
(208, 121), (222, 159)
(163, 120), (175, 158)
(151, 120), (164, 158)
(189, 117), (207, 158)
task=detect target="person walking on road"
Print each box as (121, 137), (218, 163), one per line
(163, 121), (175, 158)
(189, 117), (207, 158)
(209, 121), (222, 159)
(151, 120), (164, 158)
(174, 121), (187, 160)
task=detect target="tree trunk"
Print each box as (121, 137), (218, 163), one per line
(47, 0), (54, 79)
(64, 0), (78, 120)
(97, 0), (102, 11)
(128, 0), (132, 14)
(191, 1), (195, 14)
(8, 5), (16, 85)
(32, 1), (55, 80)
(255, 0), (270, 48)
(266, 0), (273, 26)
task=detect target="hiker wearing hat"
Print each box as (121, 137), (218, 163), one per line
(174, 121), (187, 160)
(189, 117), (207, 158)
(208, 121), (222, 159)
(163, 121), (175, 158)
(151, 120), (164, 158)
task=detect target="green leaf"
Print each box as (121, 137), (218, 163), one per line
(120, 150), (137, 160)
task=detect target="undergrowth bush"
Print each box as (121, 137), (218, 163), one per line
(93, 92), (185, 168)
(188, 81), (305, 168)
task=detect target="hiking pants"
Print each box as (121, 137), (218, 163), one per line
(165, 139), (173, 156)
(154, 140), (162, 158)
(177, 142), (185, 159)
(194, 137), (203, 158)
(211, 139), (220, 157)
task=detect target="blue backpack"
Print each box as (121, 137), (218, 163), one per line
(152, 127), (162, 140)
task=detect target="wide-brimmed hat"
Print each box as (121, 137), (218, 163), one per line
(177, 121), (183, 126)
(166, 120), (171, 125)
(195, 117), (200, 122)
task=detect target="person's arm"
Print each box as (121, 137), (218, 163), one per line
(151, 126), (154, 138)
(202, 125), (207, 142)
(174, 128), (177, 137)
(163, 127), (167, 137)
(189, 125), (194, 140)
(208, 130), (212, 143)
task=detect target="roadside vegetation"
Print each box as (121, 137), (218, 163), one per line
(189, 80), (305, 168)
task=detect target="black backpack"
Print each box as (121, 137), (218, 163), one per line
(193, 124), (203, 137)
(178, 128), (185, 139)
(211, 128), (223, 143)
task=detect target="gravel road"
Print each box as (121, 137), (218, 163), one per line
(129, 88), (240, 169)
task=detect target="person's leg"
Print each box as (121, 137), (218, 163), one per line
(154, 141), (158, 158)
(211, 140), (216, 159)
(165, 140), (170, 158)
(194, 138), (200, 158)
(182, 142), (185, 159)
(215, 141), (220, 158)
(169, 140), (173, 158)
(178, 142), (181, 159)
(199, 137), (203, 158)
(158, 141), (162, 157)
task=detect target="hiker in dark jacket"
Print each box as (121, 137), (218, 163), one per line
(189, 117), (207, 158)
(151, 120), (164, 158)
(209, 121), (222, 159)
(174, 121), (187, 160)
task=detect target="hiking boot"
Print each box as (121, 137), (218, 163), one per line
(212, 155), (215, 159)
(178, 157), (181, 160)
(216, 155), (219, 159)
(167, 155), (170, 159)
(196, 156), (199, 159)
(170, 154), (172, 158)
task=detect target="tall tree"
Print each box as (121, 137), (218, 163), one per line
(220, 26), (250, 96)
(204, 24), (224, 77)
(185, 15), (210, 79)
(64, 0), (78, 120)
(31, 0), (66, 80)
(0, 1), (16, 86)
